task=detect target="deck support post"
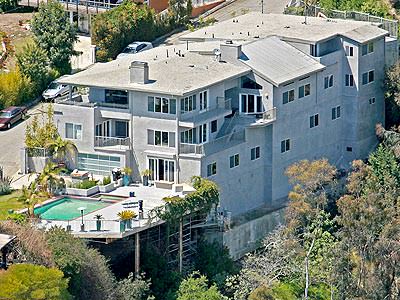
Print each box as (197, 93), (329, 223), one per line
(179, 219), (183, 273)
(134, 232), (140, 275)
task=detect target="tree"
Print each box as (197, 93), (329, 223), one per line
(91, 1), (161, 62)
(31, 0), (77, 74)
(35, 161), (66, 194)
(0, 264), (71, 300)
(384, 61), (400, 127)
(0, 67), (33, 109)
(334, 147), (400, 299)
(117, 273), (155, 300)
(46, 135), (77, 163)
(46, 227), (117, 300)
(25, 104), (59, 149)
(177, 272), (227, 300)
(16, 42), (51, 95)
(168, 0), (192, 26)
(18, 181), (48, 216)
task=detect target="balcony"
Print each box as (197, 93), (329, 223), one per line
(94, 136), (131, 151)
(179, 97), (232, 127)
(250, 107), (277, 127)
(179, 143), (204, 155)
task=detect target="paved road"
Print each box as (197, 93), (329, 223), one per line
(208, 0), (289, 21)
(0, 104), (45, 178)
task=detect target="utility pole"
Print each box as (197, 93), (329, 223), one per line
(261, 0), (264, 14)
(304, 0), (308, 24)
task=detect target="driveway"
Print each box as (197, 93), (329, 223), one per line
(0, 103), (45, 178)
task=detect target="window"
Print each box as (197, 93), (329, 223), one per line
(198, 123), (207, 144)
(180, 95), (196, 113)
(324, 75), (334, 89)
(298, 84), (311, 98)
(105, 89), (128, 105)
(345, 74), (354, 87)
(147, 129), (175, 147)
(148, 96), (176, 114)
(310, 44), (317, 56)
(181, 128), (197, 144)
(65, 123), (82, 140)
(207, 162), (217, 176)
(251, 146), (260, 160)
(283, 89), (295, 104)
(346, 147), (353, 152)
(211, 120), (218, 133)
(362, 42), (374, 56)
(332, 106), (341, 120)
(345, 46), (354, 57)
(77, 153), (120, 176)
(199, 90), (208, 111)
(240, 94), (264, 113)
(281, 139), (290, 153)
(229, 154), (240, 168)
(115, 121), (129, 137)
(241, 77), (263, 89)
(369, 97), (376, 104)
(362, 70), (375, 85)
(310, 114), (319, 128)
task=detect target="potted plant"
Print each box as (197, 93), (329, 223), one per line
(118, 210), (137, 231)
(94, 214), (103, 231)
(122, 167), (132, 187)
(141, 169), (152, 186)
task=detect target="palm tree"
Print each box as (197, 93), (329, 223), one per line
(18, 182), (47, 217)
(36, 161), (66, 195)
(46, 136), (77, 163)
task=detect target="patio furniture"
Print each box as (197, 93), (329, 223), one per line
(71, 170), (89, 182)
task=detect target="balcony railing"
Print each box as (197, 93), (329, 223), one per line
(179, 143), (204, 155)
(252, 108), (277, 126)
(180, 97), (232, 122)
(55, 94), (129, 110)
(94, 136), (131, 149)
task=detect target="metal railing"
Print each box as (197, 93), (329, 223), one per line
(284, 3), (399, 38)
(19, 0), (120, 13)
(55, 94), (129, 110)
(95, 102), (129, 110)
(179, 143), (204, 155)
(260, 107), (277, 122)
(27, 147), (52, 158)
(94, 136), (131, 149)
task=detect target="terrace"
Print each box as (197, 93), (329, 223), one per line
(35, 183), (195, 239)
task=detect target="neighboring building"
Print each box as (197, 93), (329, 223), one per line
(55, 13), (396, 251)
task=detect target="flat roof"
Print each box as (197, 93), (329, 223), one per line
(59, 42), (250, 96)
(180, 12), (389, 44)
(240, 36), (325, 86)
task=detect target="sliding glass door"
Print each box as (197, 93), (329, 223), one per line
(148, 158), (175, 182)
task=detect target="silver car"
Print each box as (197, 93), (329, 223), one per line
(42, 77), (70, 101)
(116, 42), (153, 59)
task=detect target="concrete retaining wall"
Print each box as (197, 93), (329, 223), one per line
(208, 207), (286, 260)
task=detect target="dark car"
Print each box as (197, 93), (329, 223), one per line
(0, 106), (27, 130)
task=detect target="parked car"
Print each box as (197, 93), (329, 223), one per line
(0, 106), (27, 130)
(116, 42), (153, 59)
(42, 76), (71, 101)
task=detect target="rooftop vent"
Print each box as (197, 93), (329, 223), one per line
(129, 61), (149, 84)
(220, 41), (242, 63)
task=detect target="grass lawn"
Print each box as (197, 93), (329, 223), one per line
(0, 191), (23, 220)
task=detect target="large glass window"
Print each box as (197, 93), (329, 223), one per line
(77, 153), (120, 176)
(199, 90), (208, 111)
(105, 89), (128, 105)
(148, 96), (176, 114)
(241, 94), (264, 113)
(180, 95), (196, 113)
(148, 129), (175, 147)
(65, 123), (82, 140)
(148, 158), (175, 182)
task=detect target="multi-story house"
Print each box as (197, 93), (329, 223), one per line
(55, 13), (397, 237)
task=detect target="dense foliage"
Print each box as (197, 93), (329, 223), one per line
(31, 0), (77, 74)
(0, 264), (71, 300)
(91, 1), (169, 62)
(318, 0), (392, 17)
(0, 0), (17, 12)
(176, 272), (227, 300)
(384, 61), (400, 127)
(0, 68), (33, 109)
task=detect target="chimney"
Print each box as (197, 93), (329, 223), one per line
(129, 61), (149, 84)
(220, 40), (242, 63)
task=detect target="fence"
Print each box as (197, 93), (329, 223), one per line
(284, 4), (399, 38)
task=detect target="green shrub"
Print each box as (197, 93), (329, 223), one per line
(6, 213), (27, 224)
(0, 68), (34, 109)
(102, 176), (111, 185)
(73, 179), (97, 189)
(0, 166), (12, 195)
(0, 0), (17, 13)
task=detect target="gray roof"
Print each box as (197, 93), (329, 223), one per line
(60, 43), (250, 96)
(181, 12), (389, 44)
(240, 37), (325, 86)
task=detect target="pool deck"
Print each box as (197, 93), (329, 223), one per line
(36, 184), (194, 239)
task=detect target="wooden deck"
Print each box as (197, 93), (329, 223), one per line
(18, 0), (119, 14)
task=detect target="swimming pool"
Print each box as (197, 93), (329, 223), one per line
(34, 197), (111, 221)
